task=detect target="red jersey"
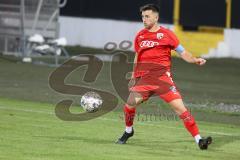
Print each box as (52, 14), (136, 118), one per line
(133, 26), (179, 78)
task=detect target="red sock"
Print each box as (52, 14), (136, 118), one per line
(124, 104), (136, 127)
(179, 111), (199, 137)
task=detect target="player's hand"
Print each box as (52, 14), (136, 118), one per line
(194, 58), (206, 66)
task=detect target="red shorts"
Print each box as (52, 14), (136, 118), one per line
(129, 71), (182, 103)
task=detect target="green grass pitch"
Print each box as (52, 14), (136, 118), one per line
(0, 56), (240, 159)
(0, 98), (240, 160)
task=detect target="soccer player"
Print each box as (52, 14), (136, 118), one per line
(116, 4), (212, 150)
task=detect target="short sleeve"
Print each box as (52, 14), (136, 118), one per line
(167, 30), (180, 50)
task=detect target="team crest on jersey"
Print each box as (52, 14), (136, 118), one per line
(157, 33), (164, 39)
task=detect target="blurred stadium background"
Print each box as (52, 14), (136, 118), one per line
(0, 0), (240, 159)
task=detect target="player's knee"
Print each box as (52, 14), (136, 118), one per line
(127, 93), (143, 106)
(127, 98), (138, 106)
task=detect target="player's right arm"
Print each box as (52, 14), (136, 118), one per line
(132, 53), (138, 78)
(132, 30), (141, 79)
(128, 53), (138, 88)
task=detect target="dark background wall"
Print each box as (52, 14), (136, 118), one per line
(60, 0), (239, 29)
(231, 0), (240, 28)
(179, 0), (226, 28)
(60, 0), (174, 23)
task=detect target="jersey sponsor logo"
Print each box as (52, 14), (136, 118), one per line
(157, 33), (164, 39)
(140, 40), (159, 48)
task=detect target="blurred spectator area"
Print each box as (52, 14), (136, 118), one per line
(0, 0), (59, 55)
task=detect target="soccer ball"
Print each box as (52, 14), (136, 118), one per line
(80, 91), (103, 113)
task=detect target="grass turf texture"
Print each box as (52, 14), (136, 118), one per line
(0, 55), (240, 159)
(0, 98), (240, 160)
(0, 56), (240, 104)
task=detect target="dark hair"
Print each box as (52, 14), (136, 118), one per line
(140, 4), (159, 13)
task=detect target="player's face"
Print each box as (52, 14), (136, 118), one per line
(141, 10), (159, 29)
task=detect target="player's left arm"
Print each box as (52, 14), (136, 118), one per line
(175, 45), (206, 66)
(168, 29), (206, 66)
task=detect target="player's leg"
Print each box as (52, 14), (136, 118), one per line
(116, 91), (144, 144)
(168, 99), (200, 139)
(117, 75), (154, 144)
(157, 72), (212, 150)
(168, 99), (212, 150)
(124, 92), (143, 131)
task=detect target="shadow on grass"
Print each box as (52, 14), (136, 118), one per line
(210, 135), (240, 149)
(33, 135), (114, 144)
(133, 134), (240, 152)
